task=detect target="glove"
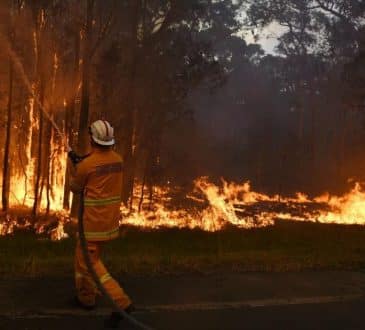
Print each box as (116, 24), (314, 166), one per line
(68, 150), (89, 165)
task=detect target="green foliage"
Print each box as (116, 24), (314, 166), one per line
(245, 0), (364, 59)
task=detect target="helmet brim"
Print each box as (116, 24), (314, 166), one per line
(91, 136), (115, 146)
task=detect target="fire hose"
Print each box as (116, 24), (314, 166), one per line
(77, 191), (155, 330)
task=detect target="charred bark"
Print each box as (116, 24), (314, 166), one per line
(70, 0), (94, 216)
(2, 58), (14, 212)
(76, 0), (94, 155)
(63, 31), (80, 210)
(2, 1), (15, 212)
(32, 77), (45, 218)
(121, 0), (142, 205)
(44, 113), (53, 214)
(337, 105), (349, 180)
(31, 6), (46, 218)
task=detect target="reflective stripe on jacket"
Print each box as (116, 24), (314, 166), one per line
(70, 148), (123, 242)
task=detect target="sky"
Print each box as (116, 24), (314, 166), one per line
(244, 22), (287, 54)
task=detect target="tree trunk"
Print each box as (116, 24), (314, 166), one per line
(2, 0), (15, 212)
(121, 0), (142, 205)
(70, 0), (94, 216)
(63, 30), (80, 209)
(32, 78), (45, 218)
(77, 0), (94, 155)
(2, 58), (14, 211)
(44, 111), (53, 214)
(31, 7), (46, 218)
(337, 105), (349, 180)
(138, 166), (146, 213)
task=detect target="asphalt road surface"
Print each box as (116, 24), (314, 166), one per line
(2, 272), (365, 330)
(1, 299), (365, 330)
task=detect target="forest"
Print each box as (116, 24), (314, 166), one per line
(0, 0), (364, 218)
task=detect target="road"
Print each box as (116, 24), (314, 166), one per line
(1, 299), (365, 330)
(1, 271), (365, 329)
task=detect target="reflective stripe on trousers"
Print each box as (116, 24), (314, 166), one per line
(84, 227), (119, 241)
(74, 240), (131, 309)
(76, 271), (111, 283)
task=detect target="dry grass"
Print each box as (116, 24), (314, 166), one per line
(1, 220), (365, 278)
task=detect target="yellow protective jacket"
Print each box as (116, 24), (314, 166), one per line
(70, 148), (123, 241)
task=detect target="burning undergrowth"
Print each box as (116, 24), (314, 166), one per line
(0, 207), (69, 241)
(2, 177), (365, 241)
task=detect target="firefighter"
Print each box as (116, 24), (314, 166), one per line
(69, 120), (134, 328)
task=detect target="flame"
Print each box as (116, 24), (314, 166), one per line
(10, 91), (37, 208)
(4, 173), (365, 240)
(316, 183), (365, 225)
(121, 178), (365, 232)
(8, 93), (67, 211)
(119, 178), (365, 232)
(3, 117), (365, 241)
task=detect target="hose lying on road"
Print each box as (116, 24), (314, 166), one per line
(77, 193), (155, 330)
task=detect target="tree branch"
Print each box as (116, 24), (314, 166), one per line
(315, 0), (351, 22)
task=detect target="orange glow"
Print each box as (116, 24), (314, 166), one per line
(3, 138), (365, 240)
(315, 183), (365, 225)
(8, 93), (67, 212)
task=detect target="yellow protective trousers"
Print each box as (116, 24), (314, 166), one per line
(74, 240), (131, 309)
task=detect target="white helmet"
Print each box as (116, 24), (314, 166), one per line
(89, 120), (115, 146)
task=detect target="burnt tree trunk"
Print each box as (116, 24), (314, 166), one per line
(63, 31), (80, 209)
(32, 77), (45, 217)
(121, 0), (142, 205)
(2, 1), (15, 212)
(31, 7), (46, 218)
(2, 58), (14, 212)
(45, 48), (59, 214)
(337, 105), (349, 180)
(77, 0), (94, 155)
(45, 112), (53, 214)
(138, 164), (147, 213)
(70, 0), (94, 216)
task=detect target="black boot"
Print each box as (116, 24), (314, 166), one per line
(104, 304), (135, 329)
(70, 296), (96, 311)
